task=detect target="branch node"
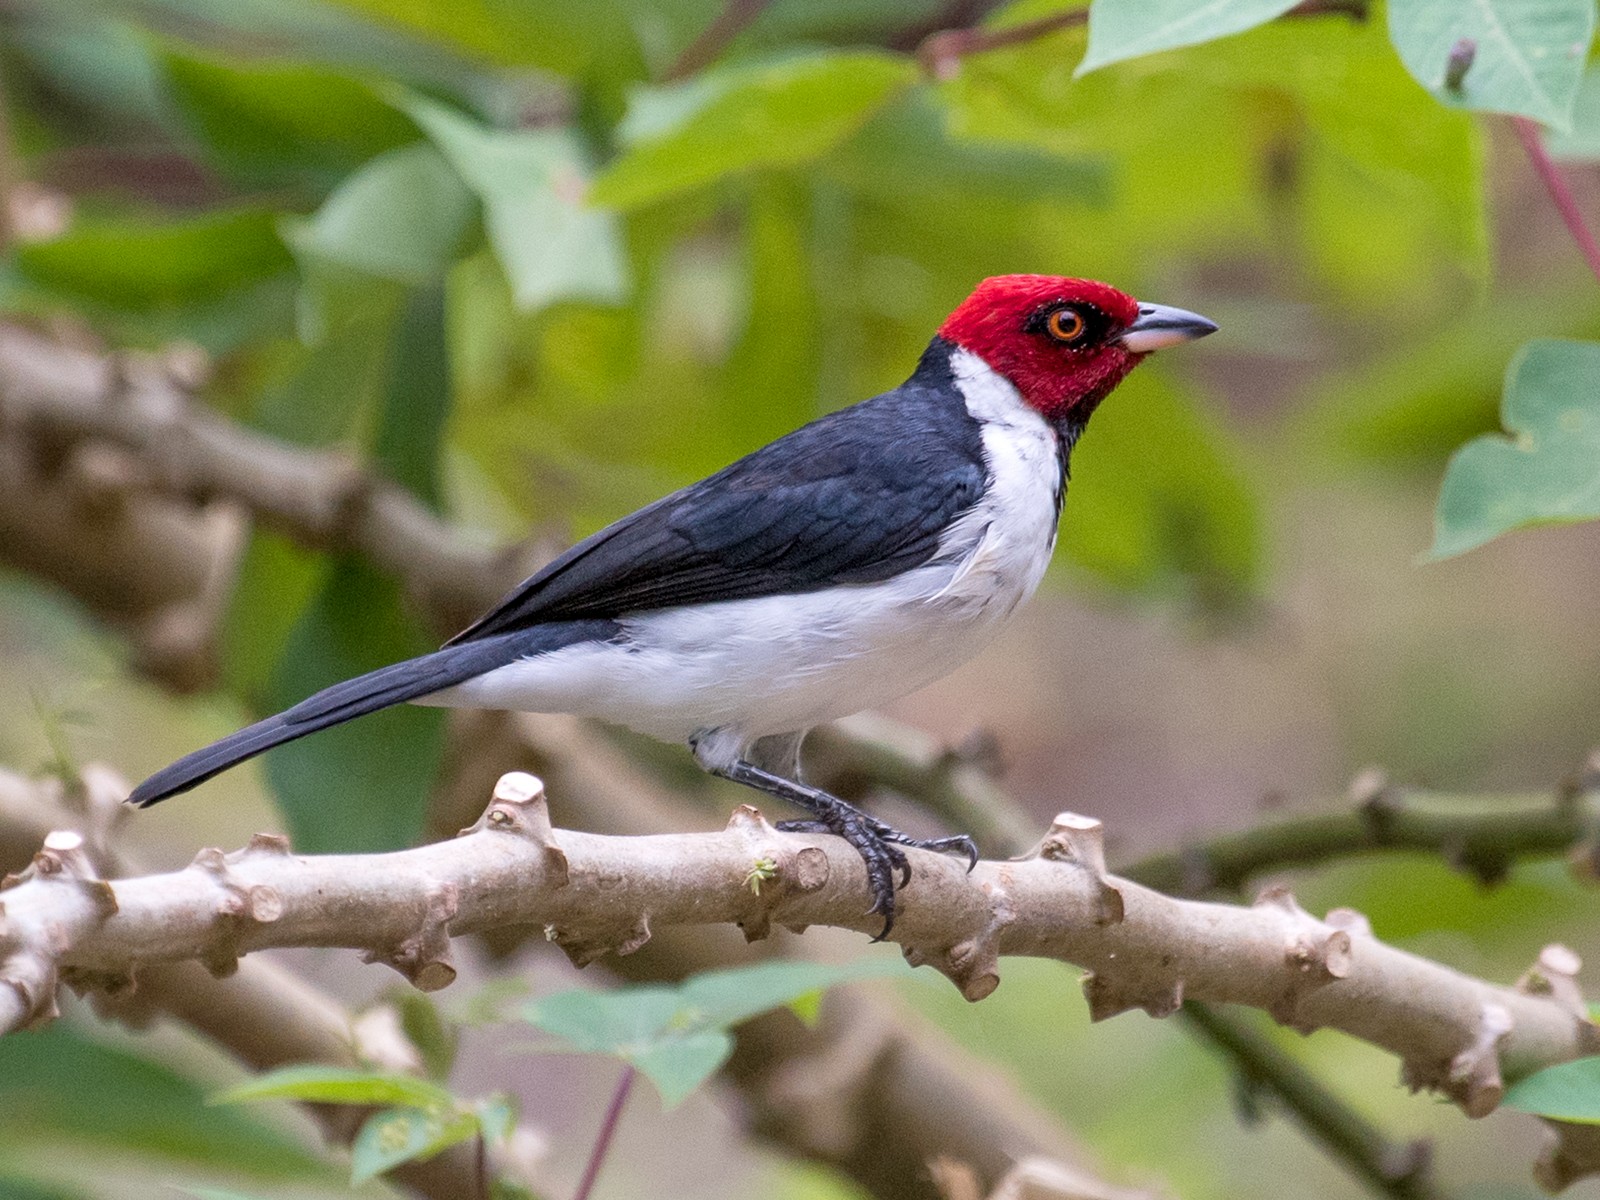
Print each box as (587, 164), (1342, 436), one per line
(1518, 943), (1588, 1020)
(463, 772), (568, 886)
(1536, 1120), (1600, 1191)
(915, 879), (1013, 1002)
(1082, 971), (1184, 1022)
(544, 912), (653, 968)
(1403, 1001), (1513, 1117)
(726, 804), (827, 941)
(365, 882), (459, 991)
(1257, 887), (1352, 1029)
(1033, 812), (1124, 925)
(241, 832), (293, 859)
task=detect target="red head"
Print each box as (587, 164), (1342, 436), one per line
(938, 275), (1217, 422)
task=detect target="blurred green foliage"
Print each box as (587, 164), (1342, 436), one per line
(5, 0), (1600, 1195)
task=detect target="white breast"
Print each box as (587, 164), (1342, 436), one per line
(423, 350), (1064, 749)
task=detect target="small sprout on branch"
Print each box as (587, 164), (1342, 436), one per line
(745, 856), (778, 895)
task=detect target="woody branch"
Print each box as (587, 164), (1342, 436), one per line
(3, 769), (1598, 1190)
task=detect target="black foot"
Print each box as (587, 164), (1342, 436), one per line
(776, 801), (977, 940)
(700, 748), (979, 941)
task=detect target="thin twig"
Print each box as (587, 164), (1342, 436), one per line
(661, 0), (770, 82)
(573, 1066), (636, 1200)
(918, 9), (1087, 81)
(1513, 116), (1600, 286)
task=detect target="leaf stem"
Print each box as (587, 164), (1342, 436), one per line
(573, 1066), (637, 1200)
(661, 0), (771, 82)
(1513, 116), (1600, 286)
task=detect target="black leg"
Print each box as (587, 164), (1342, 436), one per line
(708, 757), (976, 939)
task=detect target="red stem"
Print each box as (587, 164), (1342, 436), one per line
(1513, 115), (1600, 286)
(572, 1066), (637, 1200)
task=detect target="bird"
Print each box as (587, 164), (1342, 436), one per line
(129, 275), (1217, 936)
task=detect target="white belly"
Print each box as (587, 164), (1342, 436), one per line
(423, 350), (1062, 750)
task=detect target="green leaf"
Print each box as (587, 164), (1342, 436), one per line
(1504, 1056), (1600, 1121)
(1077, 0), (1300, 75)
(525, 985), (685, 1054)
(1387, 0), (1595, 130)
(403, 94), (628, 311)
(0, 1173), (91, 1200)
(351, 1105), (479, 1184)
(1432, 339), (1600, 558)
(631, 1030), (734, 1108)
(676, 958), (910, 1029)
(1548, 67), (1600, 159)
(590, 51), (918, 209)
(160, 47), (420, 189)
(284, 143), (476, 284)
(373, 284), (453, 506)
(0, 1022), (320, 1175)
(392, 990), (461, 1081)
(15, 206), (294, 313)
(263, 556), (447, 852)
(521, 958), (908, 1105)
(213, 1064), (456, 1110)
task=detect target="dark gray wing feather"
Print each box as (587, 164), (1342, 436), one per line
(447, 349), (987, 644)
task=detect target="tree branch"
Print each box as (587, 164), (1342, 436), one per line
(3, 769), (1596, 1197)
(0, 766), (529, 1200)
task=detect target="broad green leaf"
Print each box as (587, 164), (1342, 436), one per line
(9, 13), (171, 132)
(521, 958), (908, 1105)
(181, 1191), (274, 1200)
(351, 1105), (479, 1184)
(1387, 0), (1595, 130)
(1548, 67), (1600, 159)
(1504, 1056), (1600, 1121)
(373, 284), (453, 506)
(826, 92), (1108, 209)
(15, 206), (294, 313)
(285, 143), (476, 284)
(214, 1064), (456, 1110)
(676, 958), (911, 1029)
(1077, 0), (1299, 75)
(392, 990), (461, 1081)
(590, 52), (918, 209)
(0, 1022), (320, 1175)
(220, 531), (325, 708)
(264, 556), (447, 852)
(404, 95), (628, 311)
(160, 47), (419, 189)
(1432, 339), (1600, 558)
(631, 1030), (734, 1108)
(0, 1173), (90, 1200)
(525, 986), (684, 1053)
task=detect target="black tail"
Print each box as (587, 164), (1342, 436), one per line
(127, 626), (597, 808)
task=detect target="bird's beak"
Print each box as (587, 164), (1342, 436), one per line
(1117, 302), (1219, 353)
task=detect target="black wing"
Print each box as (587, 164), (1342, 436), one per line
(447, 345), (986, 645)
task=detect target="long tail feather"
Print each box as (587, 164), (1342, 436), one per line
(126, 625), (601, 808)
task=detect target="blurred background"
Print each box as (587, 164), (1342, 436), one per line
(1, 1), (1598, 1198)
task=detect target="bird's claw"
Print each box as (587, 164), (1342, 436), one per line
(776, 803), (978, 939)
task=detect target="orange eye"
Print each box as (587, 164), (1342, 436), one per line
(1045, 307), (1086, 343)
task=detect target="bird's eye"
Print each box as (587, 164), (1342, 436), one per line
(1045, 307), (1087, 343)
